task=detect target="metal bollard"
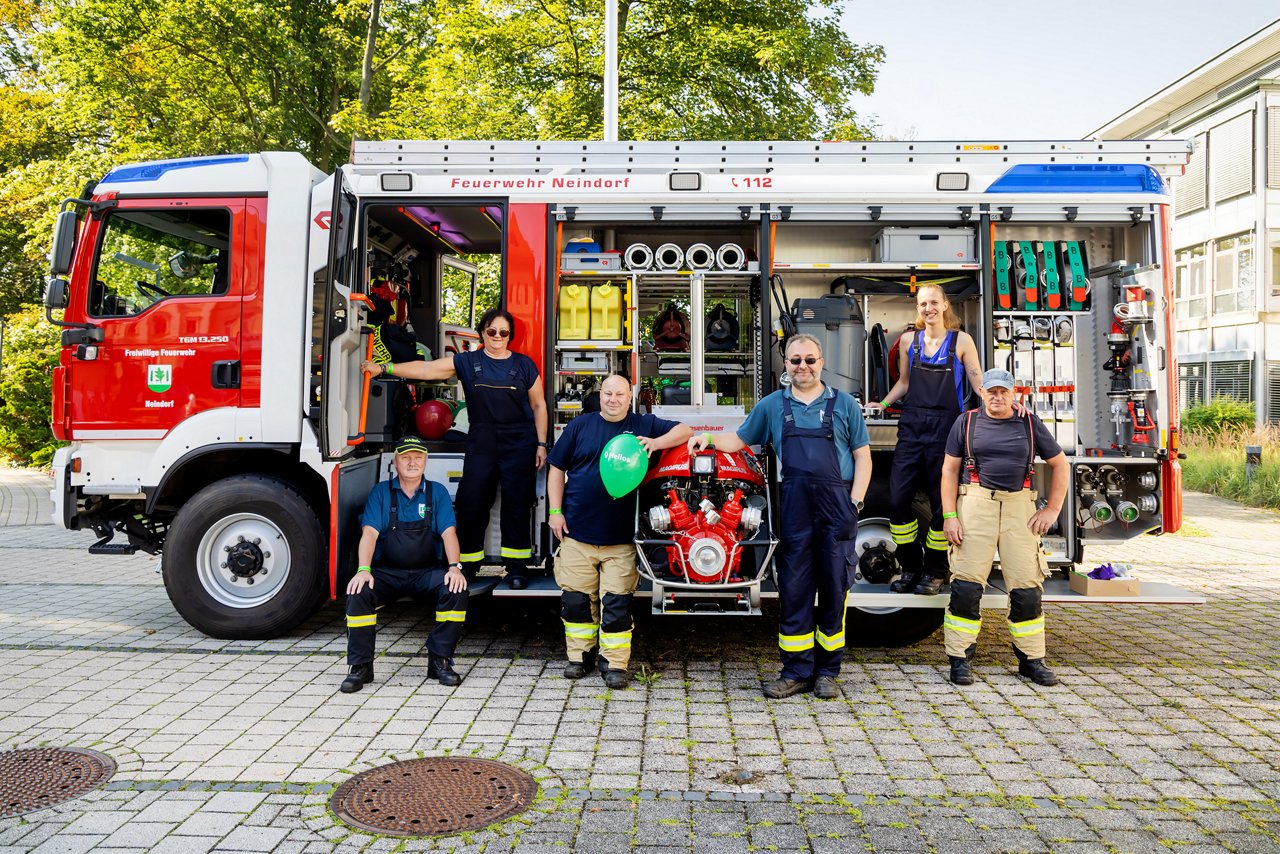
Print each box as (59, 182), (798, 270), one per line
(1245, 445), (1262, 482)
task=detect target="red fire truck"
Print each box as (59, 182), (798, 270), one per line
(45, 141), (1202, 641)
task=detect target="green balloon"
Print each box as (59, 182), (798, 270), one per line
(599, 433), (648, 498)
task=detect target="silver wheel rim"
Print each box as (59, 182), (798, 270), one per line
(851, 516), (902, 616)
(194, 512), (292, 609)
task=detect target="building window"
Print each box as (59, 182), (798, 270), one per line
(1213, 232), (1254, 314)
(1210, 112), (1253, 203)
(1209, 359), (1252, 403)
(1175, 244), (1207, 320)
(1175, 132), (1207, 215)
(1269, 106), (1280, 190)
(1179, 362), (1206, 410)
(1271, 233), (1280, 298)
(1268, 362), (1280, 423)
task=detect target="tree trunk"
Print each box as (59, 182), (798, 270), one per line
(357, 0), (382, 139)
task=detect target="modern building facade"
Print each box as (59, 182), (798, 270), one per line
(1092, 18), (1280, 423)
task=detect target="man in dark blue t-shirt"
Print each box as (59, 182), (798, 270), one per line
(939, 368), (1069, 688)
(546, 375), (692, 688)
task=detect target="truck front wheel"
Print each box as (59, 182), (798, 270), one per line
(162, 475), (325, 639)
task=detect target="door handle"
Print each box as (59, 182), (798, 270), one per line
(212, 360), (241, 389)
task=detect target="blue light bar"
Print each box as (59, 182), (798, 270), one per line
(986, 164), (1166, 194)
(102, 154), (250, 184)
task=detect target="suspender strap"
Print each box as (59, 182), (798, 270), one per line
(387, 479), (433, 530)
(963, 409), (1036, 488)
(963, 409), (979, 483)
(1023, 412), (1036, 489)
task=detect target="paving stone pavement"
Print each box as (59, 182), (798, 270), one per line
(0, 467), (1278, 851)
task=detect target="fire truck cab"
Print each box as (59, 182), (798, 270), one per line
(47, 141), (1204, 641)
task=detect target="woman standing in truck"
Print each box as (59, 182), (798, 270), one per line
(363, 307), (549, 589)
(869, 285), (985, 596)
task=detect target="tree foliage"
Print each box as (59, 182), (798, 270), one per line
(0, 0), (882, 464)
(0, 305), (59, 466)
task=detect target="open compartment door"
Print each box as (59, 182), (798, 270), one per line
(319, 168), (365, 460)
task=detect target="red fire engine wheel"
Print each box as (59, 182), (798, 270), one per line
(162, 475), (325, 639)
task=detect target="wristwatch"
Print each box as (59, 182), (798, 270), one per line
(537, 441), (551, 449)
(852, 498), (865, 513)
(448, 562), (463, 571)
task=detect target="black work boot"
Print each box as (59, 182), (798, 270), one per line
(427, 653), (462, 687)
(563, 648), (597, 679)
(601, 668), (629, 689)
(949, 656), (974, 685)
(889, 571), (921, 593)
(763, 677), (813, 698)
(1016, 656), (1060, 687)
(913, 574), (943, 596)
(340, 662), (374, 693)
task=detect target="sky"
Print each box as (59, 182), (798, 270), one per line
(842, 1), (1279, 140)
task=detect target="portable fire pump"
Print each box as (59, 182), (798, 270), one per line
(637, 446), (774, 589)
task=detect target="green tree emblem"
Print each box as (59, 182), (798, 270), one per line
(147, 365), (172, 393)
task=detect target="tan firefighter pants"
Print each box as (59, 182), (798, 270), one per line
(943, 485), (1049, 659)
(554, 537), (639, 670)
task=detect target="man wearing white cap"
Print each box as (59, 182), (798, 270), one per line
(939, 368), (1068, 687)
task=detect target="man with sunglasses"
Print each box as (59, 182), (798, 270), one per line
(688, 334), (871, 699)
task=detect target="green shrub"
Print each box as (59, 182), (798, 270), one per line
(1182, 397), (1255, 435)
(1179, 425), (1280, 512)
(0, 304), (59, 466)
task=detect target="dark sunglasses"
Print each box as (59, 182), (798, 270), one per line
(787, 356), (819, 366)
(485, 327), (511, 338)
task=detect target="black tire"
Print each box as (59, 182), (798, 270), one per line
(162, 475), (325, 640)
(846, 606), (944, 648)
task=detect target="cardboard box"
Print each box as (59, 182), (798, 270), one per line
(1069, 570), (1140, 597)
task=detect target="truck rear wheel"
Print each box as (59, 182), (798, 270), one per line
(162, 475), (325, 639)
(846, 515), (944, 647)
(846, 606), (944, 647)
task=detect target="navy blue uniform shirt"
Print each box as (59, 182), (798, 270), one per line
(452, 350), (539, 425)
(548, 412), (680, 546)
(736, 384), (869, 481)
(360, 477), (457, 562)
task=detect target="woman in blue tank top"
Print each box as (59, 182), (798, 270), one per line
(871, 285), (985, 596)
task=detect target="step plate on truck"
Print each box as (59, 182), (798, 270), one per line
(485, 574), (1205, 606)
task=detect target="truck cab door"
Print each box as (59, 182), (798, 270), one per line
(62, 200), (246, 438)
(318, 170), (365, 460)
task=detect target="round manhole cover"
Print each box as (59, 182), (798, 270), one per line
(331, 757), (538, 836)
(0, 748), (116, 817)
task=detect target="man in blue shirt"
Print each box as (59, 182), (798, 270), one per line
(341, 435), (467, 692)
(690, 334), (871, 699)
(547, 375), (693, 689)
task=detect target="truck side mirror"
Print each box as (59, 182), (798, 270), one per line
(45, 278), (68, 311)
(49, 210), (77, 277)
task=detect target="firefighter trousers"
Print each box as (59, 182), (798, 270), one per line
(943, 486), (1048, 659)
(346, 567), (467, 665)
(553, 537), (638, 671)
(887, 409), (952, 578)
(455, 426), (537, 575)
(775, 478), (858, 682)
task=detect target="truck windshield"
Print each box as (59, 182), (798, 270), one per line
(89, 208), (231, 318)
